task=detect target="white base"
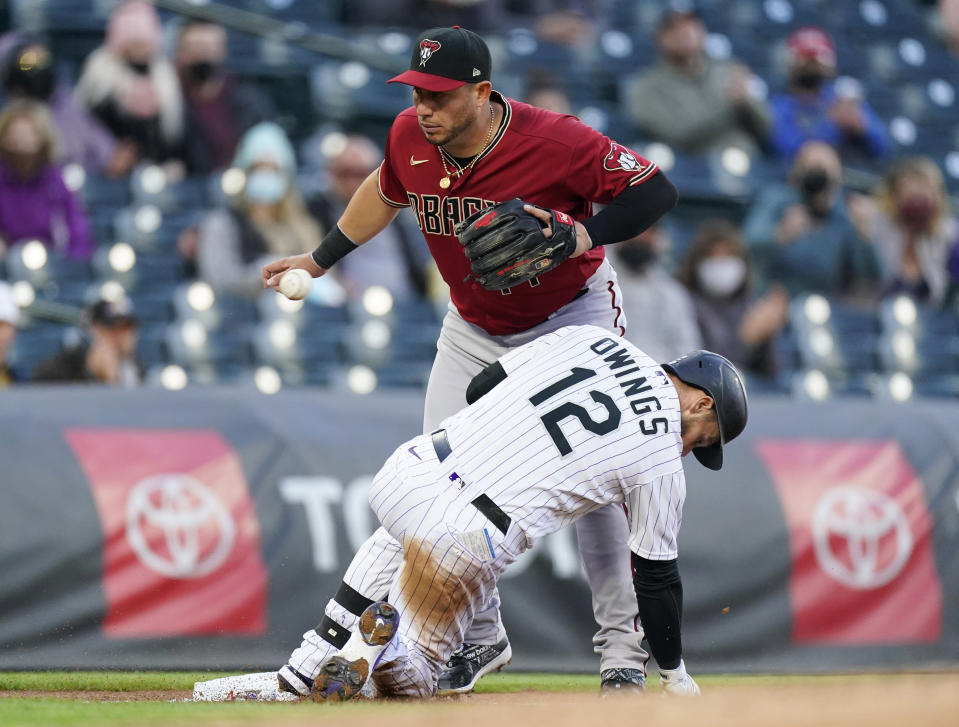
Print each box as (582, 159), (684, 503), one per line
(192, 671), (300, 702)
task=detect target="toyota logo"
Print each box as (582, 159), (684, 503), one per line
(126, 474), (236, 579)
(811, 486), (913, 590)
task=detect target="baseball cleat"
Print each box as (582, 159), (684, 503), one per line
(310, 601), (399, 704)
(600, 667), (646, 695)
(436, 637), (512, 695)
(311, 655), (369, 703)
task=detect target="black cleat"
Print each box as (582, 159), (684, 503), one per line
(436, 637), (512, 695)
(600, 667), (646, 695)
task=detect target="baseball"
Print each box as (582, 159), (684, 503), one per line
(278, 268), (312, 300)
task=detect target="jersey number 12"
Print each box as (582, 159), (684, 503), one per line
(528, 367), (621, 456)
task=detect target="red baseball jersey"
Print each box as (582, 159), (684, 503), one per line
(378, 91), (658, 335)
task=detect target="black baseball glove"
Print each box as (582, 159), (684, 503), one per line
(454, 198), (578, 291)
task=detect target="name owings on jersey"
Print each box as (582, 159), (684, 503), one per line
(590, 337), (669, 435)
(407, 192), (498, 237)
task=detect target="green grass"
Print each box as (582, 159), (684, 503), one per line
(0, 671), (231, 692)
(0, 670), (923, 727)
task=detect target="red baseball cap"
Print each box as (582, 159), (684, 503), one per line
(388, 26), (491, 92)
(787, 26), (837, 67)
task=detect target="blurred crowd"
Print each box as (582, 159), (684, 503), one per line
(0, 0), (957, 392)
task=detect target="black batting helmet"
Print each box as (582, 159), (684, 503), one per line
(661, 350), (748, 471)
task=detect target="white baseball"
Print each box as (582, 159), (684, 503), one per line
(278, 268), (312, 300)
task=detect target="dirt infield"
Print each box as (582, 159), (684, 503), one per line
(3, 674), (957, 726)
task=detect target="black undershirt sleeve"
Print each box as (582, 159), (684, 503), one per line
(631, 551), (683, 670)
(581, 171), (678, 248)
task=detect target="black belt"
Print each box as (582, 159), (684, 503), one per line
(535, 287), (588, 327)
(431, 429), (511, 536)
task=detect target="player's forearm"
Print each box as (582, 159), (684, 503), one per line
(310, 170), (401, 270)
(631, 552), (684, 670)
(581, 172), (678, 247)
(338, 170), (401, 243)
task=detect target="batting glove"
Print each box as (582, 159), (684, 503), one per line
(659, 660), (701, 696)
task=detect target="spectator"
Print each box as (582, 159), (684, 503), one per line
(1, 33), (132, 175)
(195, 122), (323, 296)
(0, 281), (22, 386)
(849, 156), (958, 306)
(769, 27), (890, 161)
(309, 135), (430, 302)
(33, 295), (141, 386)
(0, 100), (93, 260)
(935, 0), (959, 57)
(523, 69), (573, 114)
(175, 19), (275, 174)
(678, 219), (789, 378)
(75, 0), (185, 173)
(343, 1), (510, 33)
(612, 223), (701, 362)
(523, 0), (597, 48)
(743, 141), (882, 298)
(625, 3), (770, 157)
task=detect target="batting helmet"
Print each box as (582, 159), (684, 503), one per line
(661, 350), (748, 471)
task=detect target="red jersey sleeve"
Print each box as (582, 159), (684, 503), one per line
(562, 118), (659, 205)
(377, 123), (410, 208)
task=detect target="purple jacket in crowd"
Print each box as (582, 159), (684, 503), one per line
(0, 161), (93, 259)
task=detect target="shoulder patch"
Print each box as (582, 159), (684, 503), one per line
(603, 142), (648, 173)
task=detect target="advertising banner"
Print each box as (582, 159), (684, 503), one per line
(0, 389), (957, 673)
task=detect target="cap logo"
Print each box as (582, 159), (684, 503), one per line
(419, 39), (441, 67)
(473, 67), (481, 77)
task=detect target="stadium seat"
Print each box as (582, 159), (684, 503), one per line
(790, 295), (881, 381)
(136, 322), (168, 369)
(81, 174), (131, 210)
(250, 320), (344, 369)
(165, 320), (253, 372)
(8, 323), (71, 376)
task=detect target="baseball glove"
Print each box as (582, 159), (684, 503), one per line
(455, 198), (578, 291)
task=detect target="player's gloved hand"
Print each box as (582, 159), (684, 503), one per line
(659, 660), (700, 696)
(455, 197), (578, 291)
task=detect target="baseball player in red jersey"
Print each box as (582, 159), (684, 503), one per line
(263, 26), (678, 696)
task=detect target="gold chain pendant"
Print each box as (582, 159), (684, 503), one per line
(439, 176), (451, 189)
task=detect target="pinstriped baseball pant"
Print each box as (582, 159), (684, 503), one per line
(365, 435), (527, 697)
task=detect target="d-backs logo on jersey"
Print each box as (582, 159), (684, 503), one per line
(419, 39), (441, 66)
(603, 142), (647, 173)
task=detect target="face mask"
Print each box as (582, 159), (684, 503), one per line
(697, 256), (747, 298)
(617, 243), (658, 272)
(897, 194), (938, 231)
(186, 61), (218, 84)
(792, 70), (825, 90)
(7, 65), (55, 100)
(800, 168), (830, 196)
(126, 60), (151, 75)
(244, 169), (289, 204)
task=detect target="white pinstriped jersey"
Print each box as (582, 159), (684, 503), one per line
(441, 324), (687, 560)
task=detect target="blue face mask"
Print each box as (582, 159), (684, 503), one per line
(244, 169), (289, 204)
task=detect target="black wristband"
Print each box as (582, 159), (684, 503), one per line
(310, 225), (358, 270)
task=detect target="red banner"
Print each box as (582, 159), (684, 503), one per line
(756, 439), (942, 644)
(65, 429), (267, 637)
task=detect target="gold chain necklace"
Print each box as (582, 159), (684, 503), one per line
(439, 104), (495, 190)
